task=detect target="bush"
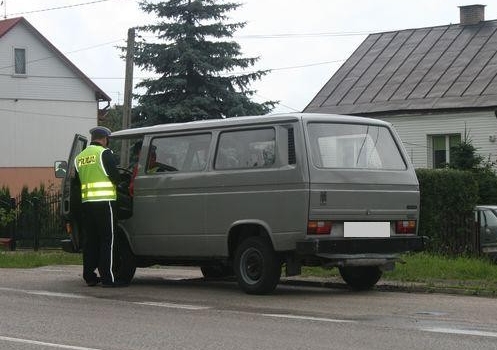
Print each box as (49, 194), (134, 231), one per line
(473, 168), (497, 204)
(416, 169), (478, 255)
(0, 187), (14, 231)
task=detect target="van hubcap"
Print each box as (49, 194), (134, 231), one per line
(240, 248), (263, 284)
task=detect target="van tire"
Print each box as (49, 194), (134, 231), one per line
(339, 266), (382, 290)
(113, 232), (136, 284)
(234, 236), (281, 294)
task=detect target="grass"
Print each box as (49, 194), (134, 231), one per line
(301, 252), (497, 285)
(0, 250), (82, 268)
(383, 252), (497, 283)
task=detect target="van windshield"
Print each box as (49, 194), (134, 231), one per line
(307, 123), (406, 170)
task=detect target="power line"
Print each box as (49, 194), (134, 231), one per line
(254, 93), (300, 112)
(65, 39), (125, 54)
(0, 107), (95, 120)
(235, 31), (371, 39)
(141, 30), (371, 41)
(7, 0), (114, 16)
(270, 60), (344, 72)
(0, 38), (124, 71)
(0, 59), (343, 80)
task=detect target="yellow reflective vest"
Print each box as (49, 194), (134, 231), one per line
(75, 145), (117, 202)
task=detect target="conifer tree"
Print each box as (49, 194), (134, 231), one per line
(134, 0), (275, 124)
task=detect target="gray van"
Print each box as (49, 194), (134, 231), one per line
(57, 113), (424, 294)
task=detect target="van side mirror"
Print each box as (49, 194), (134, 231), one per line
(54, 161), (67, 178)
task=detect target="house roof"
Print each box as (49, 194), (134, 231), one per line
(304, 19), (497, 116)
(0, 17), (111, 102)
(0, 17), (22, 37)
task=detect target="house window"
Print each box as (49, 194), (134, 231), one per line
(431, 134), (461, 168)
(14, 48), (26, 75)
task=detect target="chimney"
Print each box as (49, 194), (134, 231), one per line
(459, 4), (485, 25)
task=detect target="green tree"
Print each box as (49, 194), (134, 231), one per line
(134, 0), (276, 124)
(450, 140), (483, 170)
(449, 131), (497, 204)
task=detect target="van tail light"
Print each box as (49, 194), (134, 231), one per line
(129, 165), (138, 196)
(396, 220), (416, 234)
(307, 221), (332, 235)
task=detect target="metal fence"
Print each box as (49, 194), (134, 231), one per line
(0, 192), (64, 250)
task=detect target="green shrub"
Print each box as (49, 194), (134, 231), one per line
(473, 168), (497, 204)
(0, 187), (14, 230)
(416, 169), (478, 255)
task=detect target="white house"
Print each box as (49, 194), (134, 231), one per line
(0, 17), (110, 195)
(304, 5), (497, 169)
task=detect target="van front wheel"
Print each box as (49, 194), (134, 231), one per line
(339, 266), (382, 290)
(112, 232), (136, 284)
(234, 237), (281, 294)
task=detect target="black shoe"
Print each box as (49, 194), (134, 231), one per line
(86, 277), (101, 287)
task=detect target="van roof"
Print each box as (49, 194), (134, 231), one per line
(110, 113), (390, 139)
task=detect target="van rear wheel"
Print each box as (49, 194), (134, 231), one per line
(234, 236), (281, 294)
(339, 266), (382, 290)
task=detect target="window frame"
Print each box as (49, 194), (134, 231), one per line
(430, 133), (461, 169)
(13, 47), (27, 76)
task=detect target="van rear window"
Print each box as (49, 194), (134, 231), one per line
(307, 123), (406, 170)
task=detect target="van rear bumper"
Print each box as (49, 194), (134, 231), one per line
(296, 236), (424, 256)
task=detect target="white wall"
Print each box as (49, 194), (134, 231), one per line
(0, 99), (95, 167)
(0, 21), (98, 168)
(0, 22), (96, 101)
(380, 111), (497, 169)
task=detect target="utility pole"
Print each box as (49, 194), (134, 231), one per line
(120, 27), (135, 167)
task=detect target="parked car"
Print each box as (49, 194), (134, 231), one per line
(474, 205), (497, 261)
(55, 113), (424, 294)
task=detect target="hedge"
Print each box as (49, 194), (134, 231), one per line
(416, 168), (492, 256)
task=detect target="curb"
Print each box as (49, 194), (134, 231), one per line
(280, 277), (497, 297)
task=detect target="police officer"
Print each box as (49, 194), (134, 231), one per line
(75, 126), (123, 287)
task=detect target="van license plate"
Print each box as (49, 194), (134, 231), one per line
(344, 222), (390, 238)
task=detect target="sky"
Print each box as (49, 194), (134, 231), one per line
(4, 0), (497, 114)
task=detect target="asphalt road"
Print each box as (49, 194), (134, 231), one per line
(0, 266), (496, 350)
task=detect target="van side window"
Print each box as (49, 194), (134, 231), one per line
(215, 128), (276, 170)
(308, 123), (406, 170)
(147, 133), (211, 173)
(482, 210), (497, 229)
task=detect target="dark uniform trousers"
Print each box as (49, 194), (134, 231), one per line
(81, 201), (115, 285)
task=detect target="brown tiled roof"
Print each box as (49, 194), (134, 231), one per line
(0, 17), (111, 102)
(304, 20), (497, 115)
(0, 17), (22, 37)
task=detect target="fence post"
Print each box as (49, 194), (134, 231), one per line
(9, 197), (16, 251)
(33, 197), (40, 251)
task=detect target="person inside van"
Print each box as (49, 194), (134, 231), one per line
(147, 146), (161, 173)
(129, 141), (143, 197)
(129, 141), (143, 170)
(146, 145), (177, 173)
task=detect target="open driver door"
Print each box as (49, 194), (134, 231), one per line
(57, 134), (87, 253)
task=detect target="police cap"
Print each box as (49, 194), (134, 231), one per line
(90, 126), (112, 138)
